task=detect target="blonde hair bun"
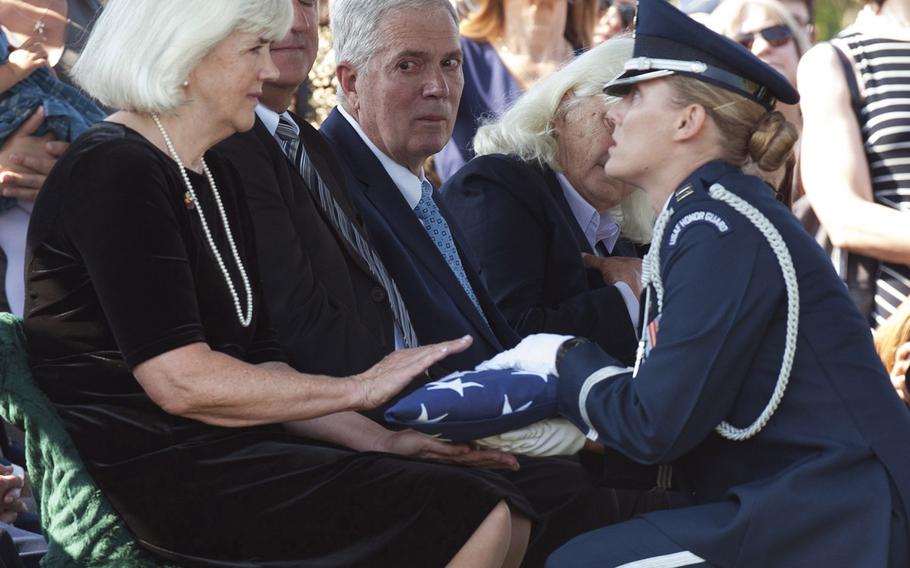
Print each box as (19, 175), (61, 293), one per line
(748, 111), (799, 172)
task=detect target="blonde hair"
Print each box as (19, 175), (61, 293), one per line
(710, 0), (812, 57)
(668, 75), (798, 174)
(874, 300), (910, 374)
(73, 0), (292, 113)
(474, 37), (654, 243)
(461, 0), (597, 49)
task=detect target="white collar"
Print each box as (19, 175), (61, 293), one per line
(336, 105), (427, 209)
(255, 104), (297, 138)
(556, 173), (620, 254)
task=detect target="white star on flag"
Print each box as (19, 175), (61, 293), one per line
(501, 394), (534, 416)
(427, 377), (484, 397)
(416, 403), (449, 423)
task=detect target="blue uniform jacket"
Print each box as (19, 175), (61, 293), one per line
(557, 161), (910, 566)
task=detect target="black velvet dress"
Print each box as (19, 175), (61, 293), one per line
(23, 123), (533, 567)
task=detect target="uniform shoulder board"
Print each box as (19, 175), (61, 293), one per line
(675, 183), (696, 202)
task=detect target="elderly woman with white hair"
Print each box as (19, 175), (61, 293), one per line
(443, 37), (654, 365)
(23, 0), (536, 565)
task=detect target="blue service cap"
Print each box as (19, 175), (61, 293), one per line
(604, 0), (799, 110)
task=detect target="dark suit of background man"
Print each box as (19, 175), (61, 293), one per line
(215, 0), (401, 377)
(320, 0), (519, 372)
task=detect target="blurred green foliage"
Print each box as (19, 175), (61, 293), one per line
(814, 0), (861, 40)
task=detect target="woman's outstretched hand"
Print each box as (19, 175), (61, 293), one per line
(379, 428), (520, 471)
(354, 336), (473, 410)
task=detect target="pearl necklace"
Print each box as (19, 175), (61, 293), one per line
(151, 113), (253, 328)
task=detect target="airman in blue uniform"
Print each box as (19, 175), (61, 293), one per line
(544, 0), (910, 565)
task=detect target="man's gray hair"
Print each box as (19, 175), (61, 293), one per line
(72, 0), (292, 113)
(474, 37), (654, 243)
(331, 0), (458, 102)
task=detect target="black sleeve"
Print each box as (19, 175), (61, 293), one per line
(215, 130), (387, 375)
(443, 157), (637, 363)
(218, 157), (288, 365)
(63, 142), (207, 368)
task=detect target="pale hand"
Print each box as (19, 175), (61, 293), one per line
(378, 428), (519, 470)
(475, 333), (572, 377)
(0, 107), (69, 201)
(7, 42), (48, 78)
(582, 254), (643, 297)
(0, 465), (26, 524)
(475, 418), (586, 457)
(354, 336), (473, 410)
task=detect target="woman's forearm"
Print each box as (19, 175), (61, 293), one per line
(132, 337), (471, 429)
(284, 411), (390, 452)
(134, 343), (363, 427)
(818, 199), (910, 264)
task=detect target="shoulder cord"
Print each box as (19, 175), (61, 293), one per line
(634, 183), (800, 441)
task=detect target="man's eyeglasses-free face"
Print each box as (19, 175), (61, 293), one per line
(735, 24), (793, 50)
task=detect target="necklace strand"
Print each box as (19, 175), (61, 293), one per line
(151, 113), (253, 328)
(4, 0), (53, 38)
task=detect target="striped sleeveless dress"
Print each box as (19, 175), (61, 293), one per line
(839, 32), (910, 326)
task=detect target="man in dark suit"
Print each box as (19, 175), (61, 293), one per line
(321, 0), (519, 372)
(215, 0), (407, 377)
(319, 3), (676, 565)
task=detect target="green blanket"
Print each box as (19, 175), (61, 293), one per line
(0, 313), (167, 567)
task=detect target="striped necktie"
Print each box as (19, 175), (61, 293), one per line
(274, 114), (418, 348)
(413, 179), (487, 320)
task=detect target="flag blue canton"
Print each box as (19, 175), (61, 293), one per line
(384, 369), (559, 441)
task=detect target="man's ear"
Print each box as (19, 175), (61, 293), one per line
(672, 103), (708, 142)
(336, 62), (359, 112)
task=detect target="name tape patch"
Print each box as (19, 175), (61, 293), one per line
(668, 210), (730, 246)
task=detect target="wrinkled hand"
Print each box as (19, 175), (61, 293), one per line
(354, 336), (473, 410)
(475, 418), (586, 457)
(379, 428), (519, 470)
(582, 254), (643, 297)
(0, 107), (69, 201)
(7, 42), (49, 78)
(0, 466), (26, 524)
(476, 333), (571, 377)
(890, 342), (910, 406)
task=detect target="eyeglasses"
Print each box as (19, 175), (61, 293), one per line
(735, 25), (793, 50)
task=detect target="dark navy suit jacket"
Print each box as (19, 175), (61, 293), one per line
(215, 114), (395, 376)
(442, 154), (640, 365)
(320, 108), (519, 373)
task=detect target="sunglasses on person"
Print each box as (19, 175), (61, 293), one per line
(735, 25), (793, 50)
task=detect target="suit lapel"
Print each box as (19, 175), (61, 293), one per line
(323, 109), (501, 348)
(267, 114), (377, 281)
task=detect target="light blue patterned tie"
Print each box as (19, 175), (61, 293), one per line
(413, 179), (486, 319)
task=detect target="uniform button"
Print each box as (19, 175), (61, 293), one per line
(370, 287), (387, 303)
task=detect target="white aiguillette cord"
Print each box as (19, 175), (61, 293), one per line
(151, 113), (253, 328)
(635, 183), (799, 441)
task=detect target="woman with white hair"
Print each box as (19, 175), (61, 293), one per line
(23, 0), (534, 565)
(443, 37), (654, 365)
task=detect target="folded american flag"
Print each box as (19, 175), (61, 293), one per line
(384, 369), (559, 441)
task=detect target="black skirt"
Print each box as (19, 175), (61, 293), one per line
(91, 430), (533, 568)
